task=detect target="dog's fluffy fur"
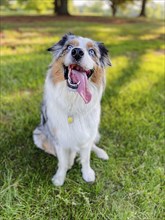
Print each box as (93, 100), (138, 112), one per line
(33, 33), (111, 186)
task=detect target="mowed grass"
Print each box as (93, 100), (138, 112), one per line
(0, 18), (164, 220)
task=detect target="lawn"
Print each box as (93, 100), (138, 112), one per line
(0, 17), (164, 220)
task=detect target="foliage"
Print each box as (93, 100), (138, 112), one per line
(17, 0), (53, 13)
(0, 0), (164, 18)
(83, 1), (105, 14)
(0, 0), (8, 7)
(0, 17), (164, 220)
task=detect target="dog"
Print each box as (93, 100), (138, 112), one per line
(33, 33), (111, 186)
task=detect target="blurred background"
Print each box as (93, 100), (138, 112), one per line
(0, 0), (164, 19)
(1, 1), (164, 220)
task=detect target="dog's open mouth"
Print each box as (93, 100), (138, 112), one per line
(64, 64), (94, 104)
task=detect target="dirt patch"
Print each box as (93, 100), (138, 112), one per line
(154, 49), (165, 55)
(0, 15), (145, 25)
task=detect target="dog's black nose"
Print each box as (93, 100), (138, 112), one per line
(71, 48), (84, 61)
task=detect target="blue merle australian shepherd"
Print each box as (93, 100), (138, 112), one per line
(33, 33), (111, 186)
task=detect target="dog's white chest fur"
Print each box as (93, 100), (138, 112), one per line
(45, 75), (102, 150)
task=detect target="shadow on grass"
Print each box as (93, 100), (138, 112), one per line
(105, 55), (142, 99)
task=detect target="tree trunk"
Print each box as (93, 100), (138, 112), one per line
(139, 0), (147, 17)
(54, 0), (70, 16)
(111, 3), (117, 17)
(53, 0), (57, 14)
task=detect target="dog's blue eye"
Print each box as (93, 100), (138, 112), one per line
(89, 49), (95, 56)
(67, 45), (73, 50)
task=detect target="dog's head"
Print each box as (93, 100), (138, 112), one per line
(48, 33), (111, 103)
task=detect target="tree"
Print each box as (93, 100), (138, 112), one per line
(17, 0), (53, 13)
(110, 0), (118, 16)
(54, 0), (70, 16)
(0, 0), (9, 7)
(107, 0), (133, 17)
(139, 0), (147, 17)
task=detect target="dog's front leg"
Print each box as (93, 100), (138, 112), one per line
(52, 146), (69, 186)
(80, 142), (95, 183)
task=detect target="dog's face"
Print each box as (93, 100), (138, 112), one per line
(48, 33), (111, 103)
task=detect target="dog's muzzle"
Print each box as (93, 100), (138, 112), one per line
(71, 48), (84, 62)
(64, 65), (94, 83)
(63, 64), (94, 103)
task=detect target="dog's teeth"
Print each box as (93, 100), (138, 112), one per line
(68, 79), (78, 88)
(69, 67), (72, 74)
(68, 79), (73, 85)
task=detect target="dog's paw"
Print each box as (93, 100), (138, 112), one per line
(92, 145), (109, 160)
(97, 149), (109, 160)
(82, 168), (95, 183)
(52, 174), (65, 186)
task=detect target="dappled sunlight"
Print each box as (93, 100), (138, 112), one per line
(1, 45), (41, 56)
(105, 51), (164, 105)
(1, 19), (164, 105)
(0, 17), (164, 220)
(106, 56), (129, 83)
(0, 53), (48, 94)
(1, 88), (42, 128)
(1, 86), (43, 107)
(119, 70), (162, 98)
(0, 52), (49, 66)
(1, 42), (51, 56)
(1, 89), (40, 103)
(1, 31), (59, 56)
(1, 20), (164, 58)
(139, 26), (164, 40)
(140, 34), (163, 41)
(85, 26), (133, 43)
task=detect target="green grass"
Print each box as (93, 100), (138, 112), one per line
(0, 18), (164, 220)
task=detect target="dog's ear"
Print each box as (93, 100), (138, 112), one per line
(47, 33), (74, 52)
(97, 42), (112, 67)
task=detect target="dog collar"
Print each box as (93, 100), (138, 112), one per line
(68, 116), (74, 124)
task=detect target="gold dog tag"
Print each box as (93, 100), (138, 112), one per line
(68, 116), (73, 124)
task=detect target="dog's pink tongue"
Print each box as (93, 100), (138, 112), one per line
(71, 70), (92, 104)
